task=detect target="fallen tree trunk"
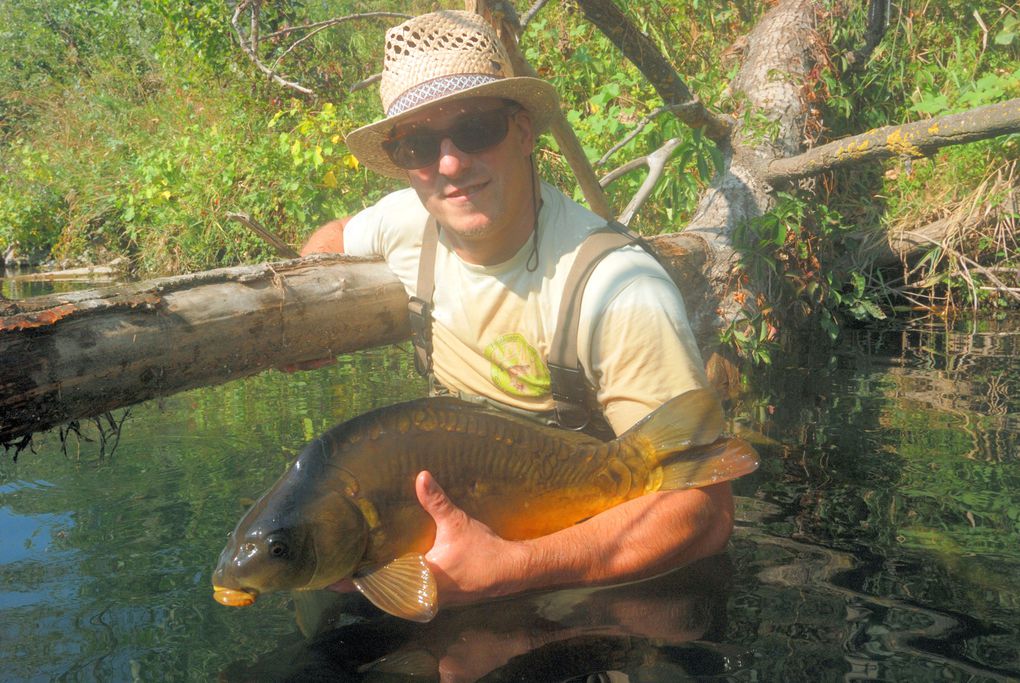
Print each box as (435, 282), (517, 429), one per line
(1, 255), (410, 445)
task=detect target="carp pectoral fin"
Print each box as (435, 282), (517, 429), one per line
(656, 437), (760, 491)
(352, 553), (438, 623)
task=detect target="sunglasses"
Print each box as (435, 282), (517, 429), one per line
(382, 105), (521, 170)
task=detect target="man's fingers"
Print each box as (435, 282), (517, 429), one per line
(416, 470), (462, 524)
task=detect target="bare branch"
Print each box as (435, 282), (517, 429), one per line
(231, 5), (410, 98)
(903, 231), (1020, 305)
(573, 0), (733, 143)
(521, 0), (551, 28)
(596, 103), (699, 167)
(231, 0), (313, 96)
(225, 213), (300, 259)
(261, 12), (410, 40)
(600, 138), (683, 226)
(765, 98), (1020, 183)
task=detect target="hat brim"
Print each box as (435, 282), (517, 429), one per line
(345, 77), (560, 179)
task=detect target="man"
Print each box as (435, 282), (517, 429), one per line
(302, 10), (733, 610)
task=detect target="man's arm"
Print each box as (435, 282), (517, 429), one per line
(415, 470), (734, 606)
(300, 217), (348, 256)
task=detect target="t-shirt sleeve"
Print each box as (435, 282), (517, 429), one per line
(340, 188), (430, 295)
(579, 249), (710, 434)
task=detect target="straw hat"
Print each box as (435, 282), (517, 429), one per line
(345, 10), (560, 179)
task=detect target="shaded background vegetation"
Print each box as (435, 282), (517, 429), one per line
(1, 0), (1017, 326)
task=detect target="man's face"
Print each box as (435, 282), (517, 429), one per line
(392, 97), (536, 265)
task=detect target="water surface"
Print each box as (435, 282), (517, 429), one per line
(1, 320), (1019, 681)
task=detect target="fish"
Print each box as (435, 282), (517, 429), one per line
(211, 388), (759, 622)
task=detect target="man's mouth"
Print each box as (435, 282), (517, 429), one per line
(445, 181), (488, 200)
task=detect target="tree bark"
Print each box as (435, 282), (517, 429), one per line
(764, 98), (1020, 184)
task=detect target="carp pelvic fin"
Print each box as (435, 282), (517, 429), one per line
(352, 553), (438, 622)
(656, 437), (760, 491)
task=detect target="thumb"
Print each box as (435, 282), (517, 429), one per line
(416, 470), (464, 526)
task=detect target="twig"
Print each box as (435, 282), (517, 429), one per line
(231, 0), (314, 96)
(226, 213), (301, 259)
(903, 230), (1020, 305)
(596, 103), (699, 167)
(521, 0), (551, 28)
(231, 3), (409, 98)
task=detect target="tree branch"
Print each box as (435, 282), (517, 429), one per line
(600, 138), (683, 226)
(764, 98), (1020, 183)
(230, 1), (409, 98)
(572, 0), (733, 143)
(469, 0), (613, 219)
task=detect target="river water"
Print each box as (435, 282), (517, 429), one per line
(1, 306), (1019, 680)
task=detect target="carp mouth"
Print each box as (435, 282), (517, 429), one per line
(213, 585), (258, 607)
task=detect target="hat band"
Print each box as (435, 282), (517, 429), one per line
(386, 74), (501, 117)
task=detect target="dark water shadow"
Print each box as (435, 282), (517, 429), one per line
(218, 554), (743, 682)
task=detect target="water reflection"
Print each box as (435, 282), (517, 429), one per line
(220, 555), (737, 682)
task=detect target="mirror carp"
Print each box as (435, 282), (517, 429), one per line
(212, 389), (758, 621)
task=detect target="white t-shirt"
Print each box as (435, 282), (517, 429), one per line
(343, 182), (709, 434)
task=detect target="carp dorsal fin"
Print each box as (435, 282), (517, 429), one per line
(654, 437), (760, 491)
(352, 554), (438, 622)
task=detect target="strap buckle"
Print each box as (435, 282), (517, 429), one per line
(548, 363), (591, 431)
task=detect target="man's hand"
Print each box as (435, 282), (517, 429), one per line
(415, 470), (529, 607)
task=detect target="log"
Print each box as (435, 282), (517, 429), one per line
(1, 255), (410, 445)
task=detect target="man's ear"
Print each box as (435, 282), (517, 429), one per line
(512, 109), (536, 155)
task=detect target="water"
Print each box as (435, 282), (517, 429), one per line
(2, 321), (1019, 681)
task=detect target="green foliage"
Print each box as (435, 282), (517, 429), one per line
(0, 0), (397, 274)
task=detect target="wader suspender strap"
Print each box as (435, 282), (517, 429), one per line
(409, 216), (440, 377)
(547, 220), (643, 430)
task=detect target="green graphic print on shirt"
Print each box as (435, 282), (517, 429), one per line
(484, 332), (551, 397)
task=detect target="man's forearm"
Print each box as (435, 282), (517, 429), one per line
(514, 483), (734, 593)
(300, 217), (348, 256)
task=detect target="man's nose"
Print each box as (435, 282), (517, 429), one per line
(436, 137), (471, 177)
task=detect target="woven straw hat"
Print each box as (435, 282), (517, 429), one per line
(345, 10), (559, 179)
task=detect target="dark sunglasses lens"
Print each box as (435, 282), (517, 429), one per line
(385, 134), (441, 170)
(384, 107), (514, 170)
(450, 109), (510, 153)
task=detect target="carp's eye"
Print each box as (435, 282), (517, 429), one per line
(267, 537), (290, 559)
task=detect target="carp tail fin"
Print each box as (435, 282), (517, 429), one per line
(352, 553), (438, 623)
(625, 388), (726, 461)
(656, 437), (759, 491)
